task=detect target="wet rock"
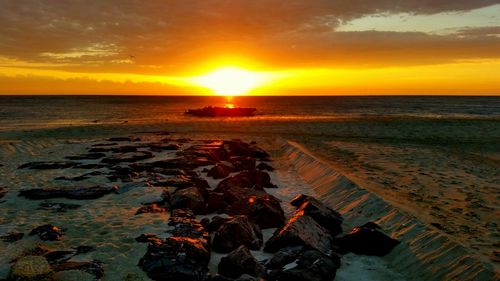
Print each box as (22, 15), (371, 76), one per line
(336, 222), (400, 256)
(256, 162), (274, 171)
(136, 233), (161, 243)
(295, 196), (343, 236)
(217, 170), (276, 192)
(290, 194), (310, 208)
(38, 202), (81, 213)
(18, 161), (79, 170)
(227, 156), (256, 171)
(52, 260), (104, 279)
(0, 232), (24, 242)
(264, 212), (333, 254)
(212, 216), (263, 253)
(235, 274), (259, 281)
(148, 143), (181, 152)
(265, 246), (304, 270)
(168, 218), (210, 249)
(108, 137), (134, 142)
(9, 255), (53, 281)
(65, 153), (106, 160)
(218, 245), (264, 278)
(171, 186), (206, 214)
(44, 250), (75, 264)
(206, 216), (232, 232)
(72, 163), (108, 169)
(136, 204), (168, 215)
(101, 151), (154, 164)
(265, 249), (340, 281)
(226, 194), (285, 229)
(0, 186), (7, 199)
(206, 192), (226, 213)
(29, 224), (63, 241)
(19, 185), (118, 200)
(139, 237), (210, 281)
(207, 163), (233, 179)
(224, 140), (269, 159)
(92, 142), (118, 147)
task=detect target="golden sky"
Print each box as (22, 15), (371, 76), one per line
(0, 1), (499, 95)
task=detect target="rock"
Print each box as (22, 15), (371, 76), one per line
(218, 245), (264, 278)
(0, 232), (24, 242)
(0, 186), (7, 199)
(19, 185), (118, 200)
(65, 153), (106, 160)
(206, 216), (232, 232)
(108, 137), (134, 142)
(223, 140), (269, 159)
(168, 218), (210, 250)
(264, 212), (333, 254)
(169, 208), (195, 224)
(171, 186), (206, 214)
(206, 192), (226, 213)
(227, 156), (256, 171)
(212, 216), (263, 253)
(44, 250), (75, 264)
(216, 170), (276, 192)
(265, 246), (304, 270)
(75, 245), (95, 255)
(207, 164), (233, 179)
(9, 255), (53, 281)
(135, 233), (161, 243)
(18, 161), (79, 170)
(101, 151), (154, 164)
(52, 260), (104, 279)
(38, 202), (81, 212)
(148, 143), (181, 152)
(136, 204), (167, 215)
(256, 162), (274, 171)
(295, 197), (343, 236)
(29, 224), (63, 241)
(226, 194), (285, 229)
(139, 237), (210, 281)
(336, 222), (399, 256)
(290, 194), (310, 208)
(53, 270), (96, 281)
(72, 163), (108, 169)
(265, 249), (340, 281)
(235, 274), (259, 281)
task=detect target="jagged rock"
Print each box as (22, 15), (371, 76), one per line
(101, 151), (154, 164)
(9, 255), (53, 281)
(168, 218), (210, 249)
(264, 212), (333, 254)
(290, 194), (310, 208)
(29, 224), (63, 241)
(0, 232), (24, 242)
(216, 170), (276, 192)
(136, 204), (168, 215)
(256, 162), (274, 171)
(139, 237), (210, 281)
(65, 153), (106, 160)
(336, 222), (400, 256)
(135, 233), (161, 243)
(218, 245), (264, 278)
(206, 192), (226, 213)
(52, 260), (104, 279)
(18, 161), (79, 170)
(265, 249), (340, 281)
(294, 196), (343, 236)
(169, 208), (195, 225)
(19, 185), (118, 200)
(207, 163), (233, 179)
(227, 156), (256, 172)
(38, 202), (81, 212)
(223, 140), (269, 159)
(206, 216), (232, 232)
(171, 186), (206, 214)
(265, 246), (304, 270)
(226, 194), (285, 229)
(212, 216), (263, 253)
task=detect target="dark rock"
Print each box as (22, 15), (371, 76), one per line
(29, 224), (63, 241)
(108, 137), (133, 142)
(265, 246), (304, 270)
(235, 274), (259, 281)
(72, 163), (108, 169)
(217, 170), (276, 192)
(52, 260), (104, 279)
(200, 218), (210, 228)
(206, 192), (226, 213)
(212, 216), (263, 253)
(227, 156), (256, 171)
(336, 222), (399, 256)
(223, 140), (269, 159)
(290, 194), (310, 208)
(38, 202), (81, 212)
(168, 218), (210, 250)
(264, 212), (333, 254)
(139, 237), (210, 281)
(18, 161), (79, 170)
(101, 151), (154, 164)
(0, 186), (7, 199)
(65, 153), (106, 160)
(44, 250), (75, 264)
(295, 197), (343, 236)
(149, 143), (181, 152)
(75, 245), (96, 254)
(207, 163), (233, 179)
(136, 233), (161, 243)
(206, 216), (232, 232)
(91, 142), (118, 147)
(171, 186), (206, 215)
(226, 194), (285, 229)
(0, 232), (24, 242)
(256, 162), (274, 171)
(266, 249), (340, 281)
(218, 245), (264, 278)
(169, 208), (196, 225)
(136, 204), (168, 215)
(19, 185), (118, 200)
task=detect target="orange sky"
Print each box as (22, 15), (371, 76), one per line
(0, 1), (499, 95)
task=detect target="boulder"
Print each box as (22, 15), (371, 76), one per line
(290, 194), (310, 208)
(336, 222), (399, 256)
(256, 162), (274, 171)
(206, 192), (226, 213)
(295, 197), (343, 236)
(29, 224), (63, 241)
(0, 232), (24, 242)
(218, 245), (264, 278)
(206, 216), (232, 232)
(216, 170), (276, 192)
(207, 163), (233, 179)
(9, 255), (53, 281)
(171, 186), (207, 214)
(19, 185), (118, 200)
(169, 208), (195, 225)
(223, 140), (269, 159)
(226, 194), (285, 229)
(139, 237), (210, 281)
(212, 216), (263, 253)
(264, 212), (333, 254)
(136, 204), (168, 215)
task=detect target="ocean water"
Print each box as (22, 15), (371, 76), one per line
(0, 96), (499, 133)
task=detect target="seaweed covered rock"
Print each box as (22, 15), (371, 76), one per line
(212, 216), (263, 253)
(336, 222), (399, 256)
(218, 245), (264, 278)
(9, 255), (53, 281)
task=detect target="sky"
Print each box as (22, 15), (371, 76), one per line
(0, 0), (499, 95)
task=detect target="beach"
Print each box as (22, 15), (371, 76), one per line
(0, 96), (499, 280)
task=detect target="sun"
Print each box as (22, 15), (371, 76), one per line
(190, 67), (267, 96)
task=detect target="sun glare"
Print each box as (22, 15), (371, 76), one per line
(191, 67), (267, 96)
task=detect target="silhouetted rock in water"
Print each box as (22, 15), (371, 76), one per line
(224, 140), (269, 159)
(225, 194), (285, 229)
(169, 208), (195, 225)
(212, 216), (263, 253)
(108, 137), (135, 142)
(29, 224), (63, 241)
(265, 248), (340, 281)
(217, 170), (277, 191)
(0, 186), (7, 199)
(136, 203), (168, 215)
(293, 196), (343, 236)
(52, 260), (104, 279)
(290, 194), (310, 208)
(206, 192), (226, 213)
(72, 163), (109, 169)
(136, 233), (161, 243)
(265, 246), (305, 270)
(185, 106), (256, 117)
(218, 245), (264, 278)
(91, 142), (118, 147)
(168, 218), (210, 250)
(101, 151), (154, 164)
(139, 237), (210, 281)
(43, 250), (76, 264)
(148, 143), (181, 152)
(65, 152), (106, 160)
(171, 186), (207, 215)
(227, 156), (256, 171)
(0, 232), (24, 242)
(55, 171), (103, 182)
(256, 162), (274, 171)
(9, 255), (53, 281)
(336, 222), (399, 256)
(18, 161), (79, 170)
(206, 216), (232, 232)
(264, 212), (333, 254)
(19, 185), (118, 200)
(38, 202), (81, 212)
(207, 163), (233, 179)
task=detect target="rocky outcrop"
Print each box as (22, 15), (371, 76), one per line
(336, 222), (400, 256)
(225, 194), (285, 229)
(136, 204), (168, 215)
(171, 186), (207, 214)
(0, 186), (7, 199)
(29, 224), (63, 241)
(218, 245), (264, 278)
(212, 216), (263, 253)
(9, 255), (53, 281)
(207, 163), (233, 179)
(293, 196), (343, 236)
(19, 185), (118, 200)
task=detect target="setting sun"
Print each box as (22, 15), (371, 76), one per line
(190, 67), (268, 96)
